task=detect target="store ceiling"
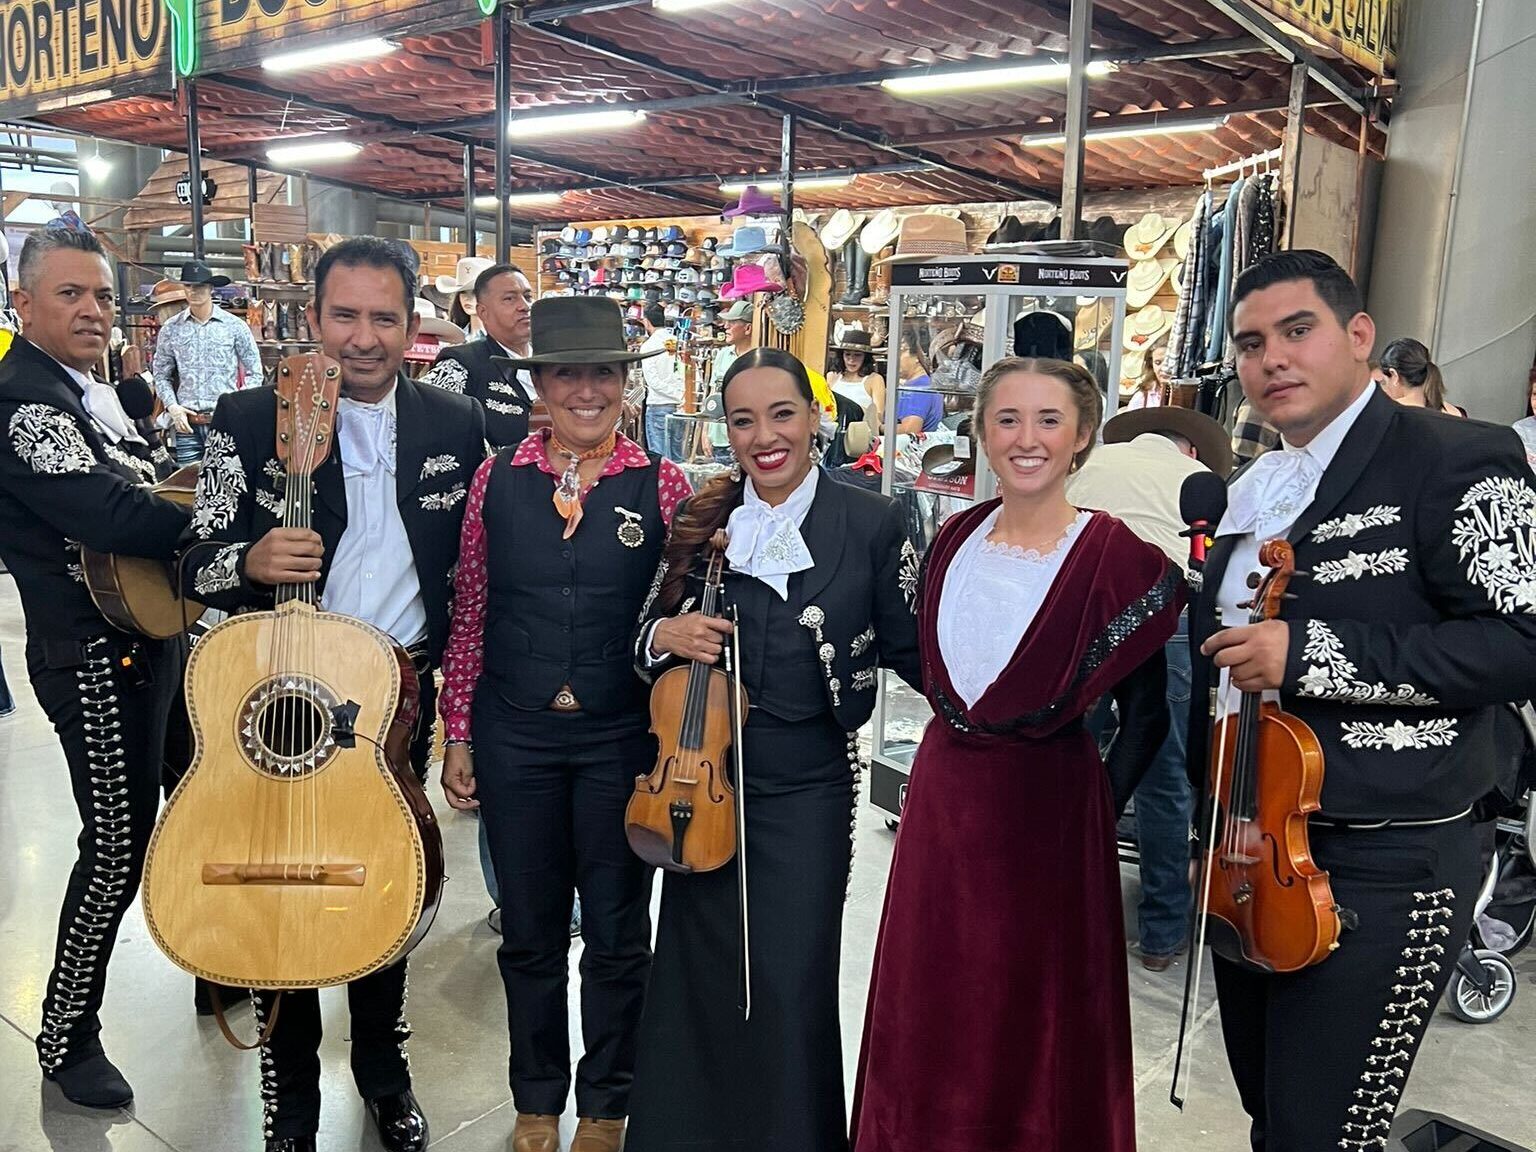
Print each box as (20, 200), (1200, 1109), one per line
(33, 0), (1383, 226)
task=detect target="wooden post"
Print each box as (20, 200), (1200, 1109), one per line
(1280, 63), (1307, 250)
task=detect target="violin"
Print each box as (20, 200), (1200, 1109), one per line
(1197, 538), (1341, 974)
(627, 545), (750, 874)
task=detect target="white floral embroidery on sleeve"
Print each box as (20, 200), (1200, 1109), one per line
(1297, 620), (1437, 706)
(191, 428), (249, 539)
(1312, 548), (1410, 585)
(8, 404), (96, 475)
(1452, 476), (1536, 614)
(1340, 718), (1459, 751)
(422, 359), (469, 395)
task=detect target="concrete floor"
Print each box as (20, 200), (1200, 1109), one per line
(1, 579), (1532, 1152)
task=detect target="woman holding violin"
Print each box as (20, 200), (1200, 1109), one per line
(624, 347), (921, 1152)
(437, 297), (691, 1152)
(851, 357), (1185, 1152)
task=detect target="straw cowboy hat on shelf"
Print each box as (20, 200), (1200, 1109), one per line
(413, 298), (466, 343)
(1122, 213), (1178, 261)
(820, 209), (865, 250)
(1126, 257), (1177, 309)
(1123, 304), (1173, 352)
(1172, 219), (1193, 261)
(859, 209), (902, 255)
(495, 296), (664, 371)
(876, 213), (969, 264)
(435, 256), (495, 297)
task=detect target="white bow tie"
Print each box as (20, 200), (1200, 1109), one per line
(1218, 448), (1321, 540)
(725, 501), (814, 600)
(339, 401), (396, 478)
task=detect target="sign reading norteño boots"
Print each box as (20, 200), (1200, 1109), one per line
(0, 0), (169, 118)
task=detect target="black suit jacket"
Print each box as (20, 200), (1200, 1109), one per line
(419, 338), (535, 450)
(637, 474), (922, 731)
(0, 336), (187, 643)
(1189, 387), (1536, 820)
(179, 373), (485, 664)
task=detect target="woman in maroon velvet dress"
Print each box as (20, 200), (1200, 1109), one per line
(851, 358), (1185, 1152)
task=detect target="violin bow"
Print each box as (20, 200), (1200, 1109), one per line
(724, 600), (752, 1019)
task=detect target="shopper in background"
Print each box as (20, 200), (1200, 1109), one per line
(826, 328), (885, 429)
(1126, 339), (1170, 410)
(1230, 394), (1280, 466)
(437, 256), (496, 338)
(1512, 372), (1536, 464)
(627, 347), (920, 1152)
(893, 342), (941, 434)
(1380, 336), (1465, 416)
(853, 358), (1181, 1152)
(438, 297), (690, 1152)
(710, 300), (756, 387)
(1068, 406), (1232, 973)
(152, 260), (263, 466)
(639, 303), (686, 461)
(421, 263), (538, 450)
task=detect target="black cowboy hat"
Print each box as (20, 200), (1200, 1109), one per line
(494, 296), (664, 371)
(178, 259), (231, 288)
(1104, 406), (1234, 478)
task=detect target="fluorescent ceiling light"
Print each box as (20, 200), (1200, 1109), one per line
(473, 193), (564, 208)
(882, 60), (1115, 96)
(653, 0), (736, 10)
(1022, 115), (1229, 146)
(266, 140), (363, 165)
(507, 109), (646, 139)
(263, 37), (396, 74)
(718, 175), (851, 195)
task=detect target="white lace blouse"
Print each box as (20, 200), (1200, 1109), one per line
(937, 507), (1092, 708)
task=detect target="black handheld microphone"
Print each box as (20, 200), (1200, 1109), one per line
(1179, 471), (1228, 573)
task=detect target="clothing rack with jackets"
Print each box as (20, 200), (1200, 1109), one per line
(1167, 150), (1284, 383)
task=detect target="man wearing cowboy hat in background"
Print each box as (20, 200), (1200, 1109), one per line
(421, 262), (538, 449)
(1068, 406), (1232, 972)
(152, 259), (264, 466)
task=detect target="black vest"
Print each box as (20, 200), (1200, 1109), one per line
(481, 448), (665, 715)
(728, 571), (830, 722)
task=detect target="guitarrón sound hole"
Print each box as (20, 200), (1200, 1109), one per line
(257, 693), (328, 761)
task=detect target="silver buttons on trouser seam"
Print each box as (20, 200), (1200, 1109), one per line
(37, 647), (132, 1072)
(845, 731), (862, 903)
(252, 995), (280, 1139)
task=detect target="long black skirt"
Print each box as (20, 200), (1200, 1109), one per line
(625, 710), (858, 1152)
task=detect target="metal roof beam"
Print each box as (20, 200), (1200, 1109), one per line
(518, 22), (1058, 202)
(1198, 0), (1370, 116)
(518, 0), (650, 22)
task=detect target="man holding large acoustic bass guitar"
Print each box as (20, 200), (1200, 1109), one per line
(172, 237), (485, 1152)
(0, 226), (189, 1110)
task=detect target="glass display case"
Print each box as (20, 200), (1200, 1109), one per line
(868, 249), (1129, 824)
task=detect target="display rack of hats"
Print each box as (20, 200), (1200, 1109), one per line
(1114, 212), (1188, 405)
(240, 237), (327, 352)
(537, 218), (739, 346)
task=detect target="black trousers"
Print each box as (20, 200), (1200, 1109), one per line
(252, 657), (436, 1140)
(1211, 815), (1483, 1152)
(28, 634), (179, 1074)
(473, 694), (655, 1117)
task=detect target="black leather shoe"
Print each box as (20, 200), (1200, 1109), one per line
(366, 1089), (428, 1152)
(264, 1139), (317, 1152)
(44, 1052), (132, 1109)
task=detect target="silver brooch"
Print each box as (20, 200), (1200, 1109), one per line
(615, 506), (645, 549)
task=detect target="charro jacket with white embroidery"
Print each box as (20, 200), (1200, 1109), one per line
(1189, 387), (1536, 821)
(0, 336), (187, 642)
(177, 372), (485, 664)
(419, 339), (535, 450)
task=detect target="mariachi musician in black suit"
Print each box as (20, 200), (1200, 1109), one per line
(179, 238), (485, 1152)
(624, 347), (921, 1152)
(436, 296), (692, 1152)
(0, 227), (188, 1111)
(1189, 251), (1536, 1152)
(419, 262), (538, 449)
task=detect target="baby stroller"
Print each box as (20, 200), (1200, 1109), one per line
(1444, 703), (1536, 1024)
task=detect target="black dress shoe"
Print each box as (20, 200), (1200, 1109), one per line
(43, 1052), (133, 1109)
(264, 1138), (317, 1152)
(366, 1089), (429, 1152)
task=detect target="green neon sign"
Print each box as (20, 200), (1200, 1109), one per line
(164, 0), (198, 77)
(477, 0), (496, 14)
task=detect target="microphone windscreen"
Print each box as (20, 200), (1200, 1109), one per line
(1180, 470), (1228, 527)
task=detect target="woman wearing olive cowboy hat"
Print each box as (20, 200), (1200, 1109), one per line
(436, 256), (496, 336)
(437, 296), (693, 1152)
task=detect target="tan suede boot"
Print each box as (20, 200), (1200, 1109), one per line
(570, 1116), (626, 1152)
(510, 1113), (560, 1152)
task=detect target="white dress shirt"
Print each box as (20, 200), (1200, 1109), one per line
(322, 385), (428, 649)
(1067, 434), (1208, 572)
(640, 327), (685, 405)
(1212, 382), (1376, 713)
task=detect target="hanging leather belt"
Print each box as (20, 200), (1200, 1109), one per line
(184, 411), (215, 426)
(549, 685), (583, 713)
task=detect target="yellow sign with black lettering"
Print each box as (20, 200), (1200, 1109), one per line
(0, 0), (168, 119)
(1251, 0), (1402, 77)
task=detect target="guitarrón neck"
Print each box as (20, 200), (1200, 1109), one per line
(277, 462), (317, 607)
